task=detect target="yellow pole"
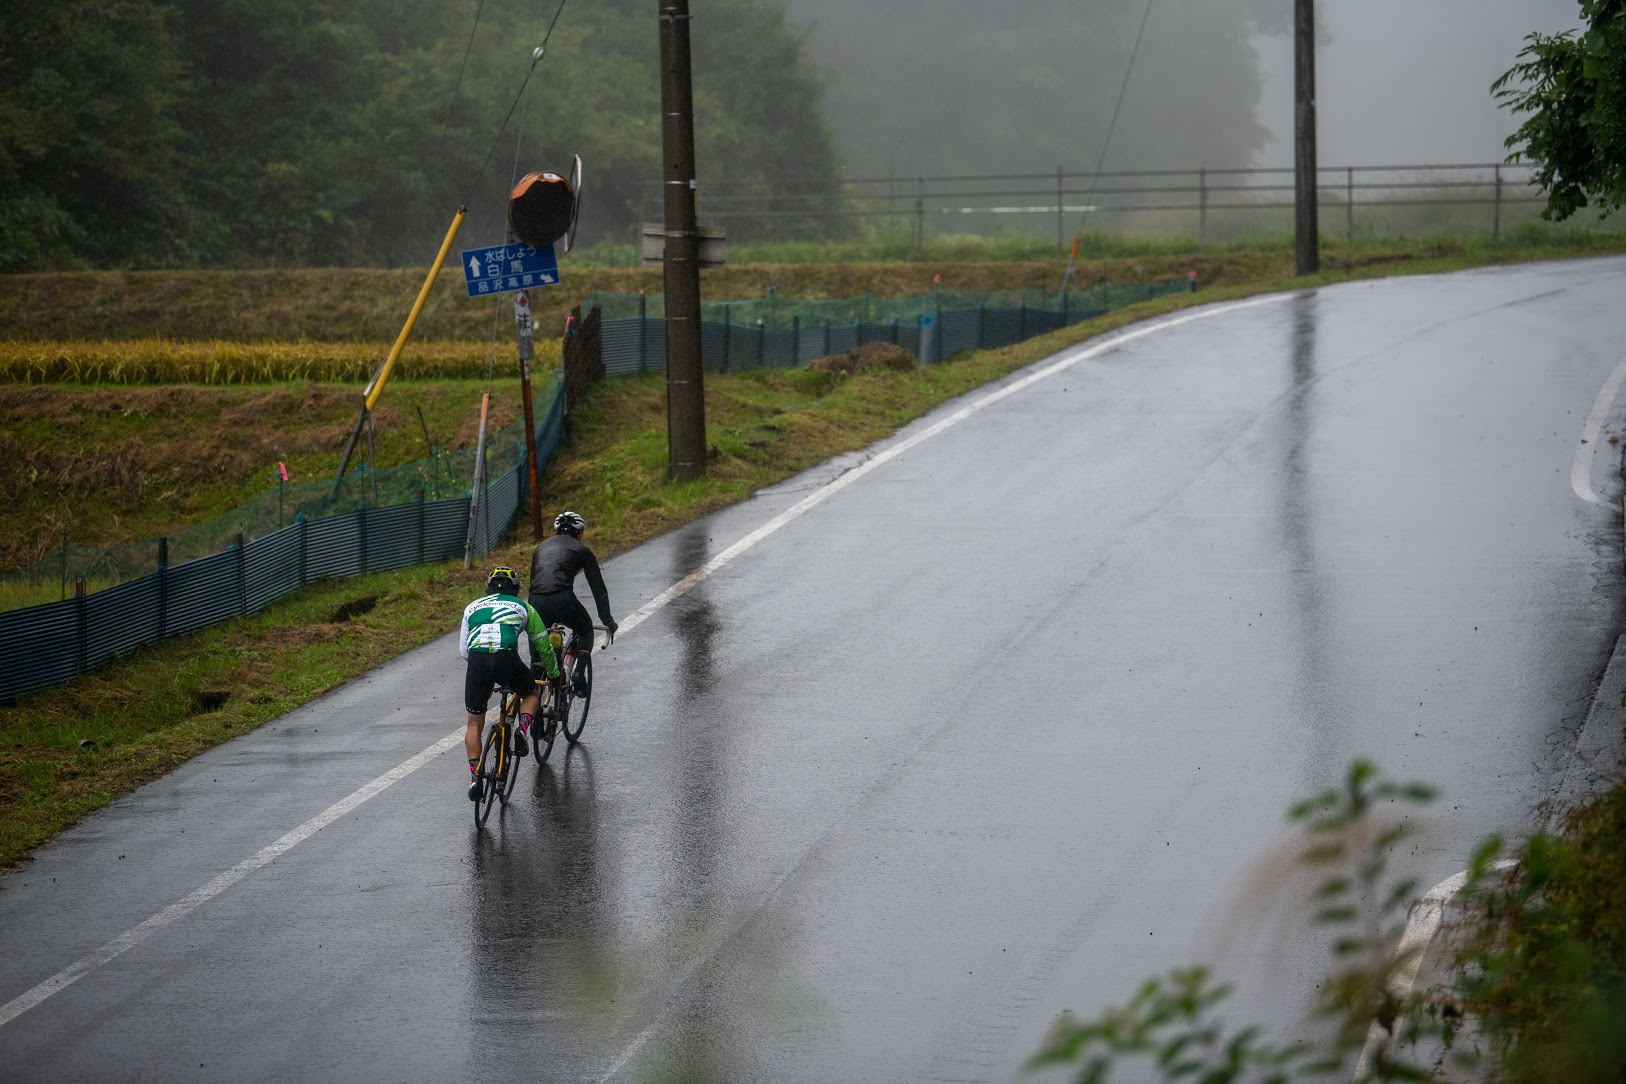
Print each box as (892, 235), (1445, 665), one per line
(364, 207), (467, 413)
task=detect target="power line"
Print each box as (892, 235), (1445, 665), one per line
(1078, 0), (1155, 233)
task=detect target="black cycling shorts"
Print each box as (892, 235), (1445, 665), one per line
(528, 588), (594, 653)
(464, 648), (535, 714)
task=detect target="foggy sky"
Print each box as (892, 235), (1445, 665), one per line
(785, 0), (1588, 172)
(1253, 0), (1584, 165)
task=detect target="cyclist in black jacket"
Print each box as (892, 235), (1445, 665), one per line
(528, 510), (618, 694)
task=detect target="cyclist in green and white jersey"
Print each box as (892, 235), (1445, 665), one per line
(460, 566), (559, 800)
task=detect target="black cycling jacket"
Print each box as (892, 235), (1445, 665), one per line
(528, 533), (614, 625)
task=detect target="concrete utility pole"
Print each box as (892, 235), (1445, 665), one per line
(1294, 0), (1319, 275)
(659, 0), (705, 480)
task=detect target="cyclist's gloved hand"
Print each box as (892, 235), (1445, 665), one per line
(605, 619), (619, 644)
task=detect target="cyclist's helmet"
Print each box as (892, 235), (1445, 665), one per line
(553, 511), (586, 537)
(487, 566), (520, 595)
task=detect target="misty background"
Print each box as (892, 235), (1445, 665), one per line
(783, 0), (1585, 178)
(0, 0), (1596, 269)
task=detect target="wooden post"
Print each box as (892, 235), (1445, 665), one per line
(660, 0), (706, 481)
(1294, 0), (1319, 275)
(464, 392), (491, 568)
(515, 290), (544, 541)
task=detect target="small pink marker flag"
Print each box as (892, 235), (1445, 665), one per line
(277, 461), (288, 481)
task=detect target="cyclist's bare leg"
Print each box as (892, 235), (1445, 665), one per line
(463, 712), (485, 762)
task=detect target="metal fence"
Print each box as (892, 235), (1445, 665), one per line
(587, 279), (1192, 375)
(650, 162), (1560, 247)
(0, 375), (564, 704)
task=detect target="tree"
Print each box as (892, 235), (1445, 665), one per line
(1493, 0), (1626, 221)
(0, 0), (191, 271)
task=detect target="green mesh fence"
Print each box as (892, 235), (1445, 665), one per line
(0, 373), (562, 613)
(583, 280), (1191, 329)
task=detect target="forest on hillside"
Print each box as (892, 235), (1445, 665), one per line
(784, 0), (1291, 179)
(0, 0), (841, 271)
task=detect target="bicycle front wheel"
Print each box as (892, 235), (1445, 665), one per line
(563, 655), (592, 744)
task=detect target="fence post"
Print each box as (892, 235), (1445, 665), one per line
(298, 513), (308, 587)
(1493, 164), (1502, 242)
(59, 534), (67, 601)
(234, 532), (246, 617)
(791, 315), (800, 366)
(723, 305), (732, 373)
(824, 319), (831, 356)
(891, 317), (899, 344)
(915, 176), (924, 250)
(758, 320), (765, 368)
(1056, 164), (1064, 248)
(157, 536), (168, 641)
(416, 490), (425, 564)
(75, 575), (86, 676)
(638, 290), (648, 373)
(977, 303), (986, 349)
(357, 504), (368, 574)
(1198, 167), (1208, 256)
(1347, 166), (1354, 243)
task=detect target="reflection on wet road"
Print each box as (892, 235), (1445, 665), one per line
(4, 259), (1626, 1081)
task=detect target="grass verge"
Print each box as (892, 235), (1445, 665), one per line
(6, 241), (1626, 870)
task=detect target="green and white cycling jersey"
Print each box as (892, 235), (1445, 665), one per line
(458, 592), (558, 677)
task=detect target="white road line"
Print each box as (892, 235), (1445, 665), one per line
(1571, 353), (1626, 511)
(1350, 858), (1517, 1082)
(0, 291), (1289, 1034)
(0, 733), (463, 1029)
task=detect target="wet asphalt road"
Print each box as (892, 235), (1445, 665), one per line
(4, 258), (1626, 1082)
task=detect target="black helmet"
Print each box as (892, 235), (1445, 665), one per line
(553, 511), (586, 536)
(487, 566), (520, 595)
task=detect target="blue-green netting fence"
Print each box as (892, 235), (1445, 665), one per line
(0, 374), (564, 703)
(1, 277), (1189, 702)
(583, 279), (1193, 376)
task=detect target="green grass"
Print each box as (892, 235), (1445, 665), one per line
(0, 377), (536, 576)
(1453, 786), (1626, 1082)
(8, 238), (1626, 870)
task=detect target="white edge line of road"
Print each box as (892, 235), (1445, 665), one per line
(0, 290), (1290, 1035)
(1349, 857), (1518, 1083)
(1571, 352), (1626, 511)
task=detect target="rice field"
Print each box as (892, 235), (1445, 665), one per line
(0, 338), (563, 386)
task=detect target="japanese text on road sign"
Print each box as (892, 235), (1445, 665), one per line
(460, 242), (560, 298)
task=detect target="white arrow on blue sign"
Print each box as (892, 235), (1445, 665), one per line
(460, 242), (560, 298)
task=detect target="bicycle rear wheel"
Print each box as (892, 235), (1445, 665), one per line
(563, 654), (592, 744)
(473, 723), (504, 829)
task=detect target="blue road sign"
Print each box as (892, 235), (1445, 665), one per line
(460, 242), (560, 297)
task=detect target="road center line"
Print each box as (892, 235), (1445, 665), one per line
(1571, 352), (1626, 510)
(0, 292), (1288, 1032)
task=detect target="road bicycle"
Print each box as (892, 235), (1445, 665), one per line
(541, 623), (607, 750)
(472, 683), (531, 829)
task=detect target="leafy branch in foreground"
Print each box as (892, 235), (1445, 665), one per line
(1492, 1), (1626, 222)
(1028, 760), (1439, 1083)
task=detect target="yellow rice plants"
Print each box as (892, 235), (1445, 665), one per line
(0, 339), (562, 385)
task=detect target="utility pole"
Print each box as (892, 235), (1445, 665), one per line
(1294, 0), (1319, 275)
(659, 0), (705, 480)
